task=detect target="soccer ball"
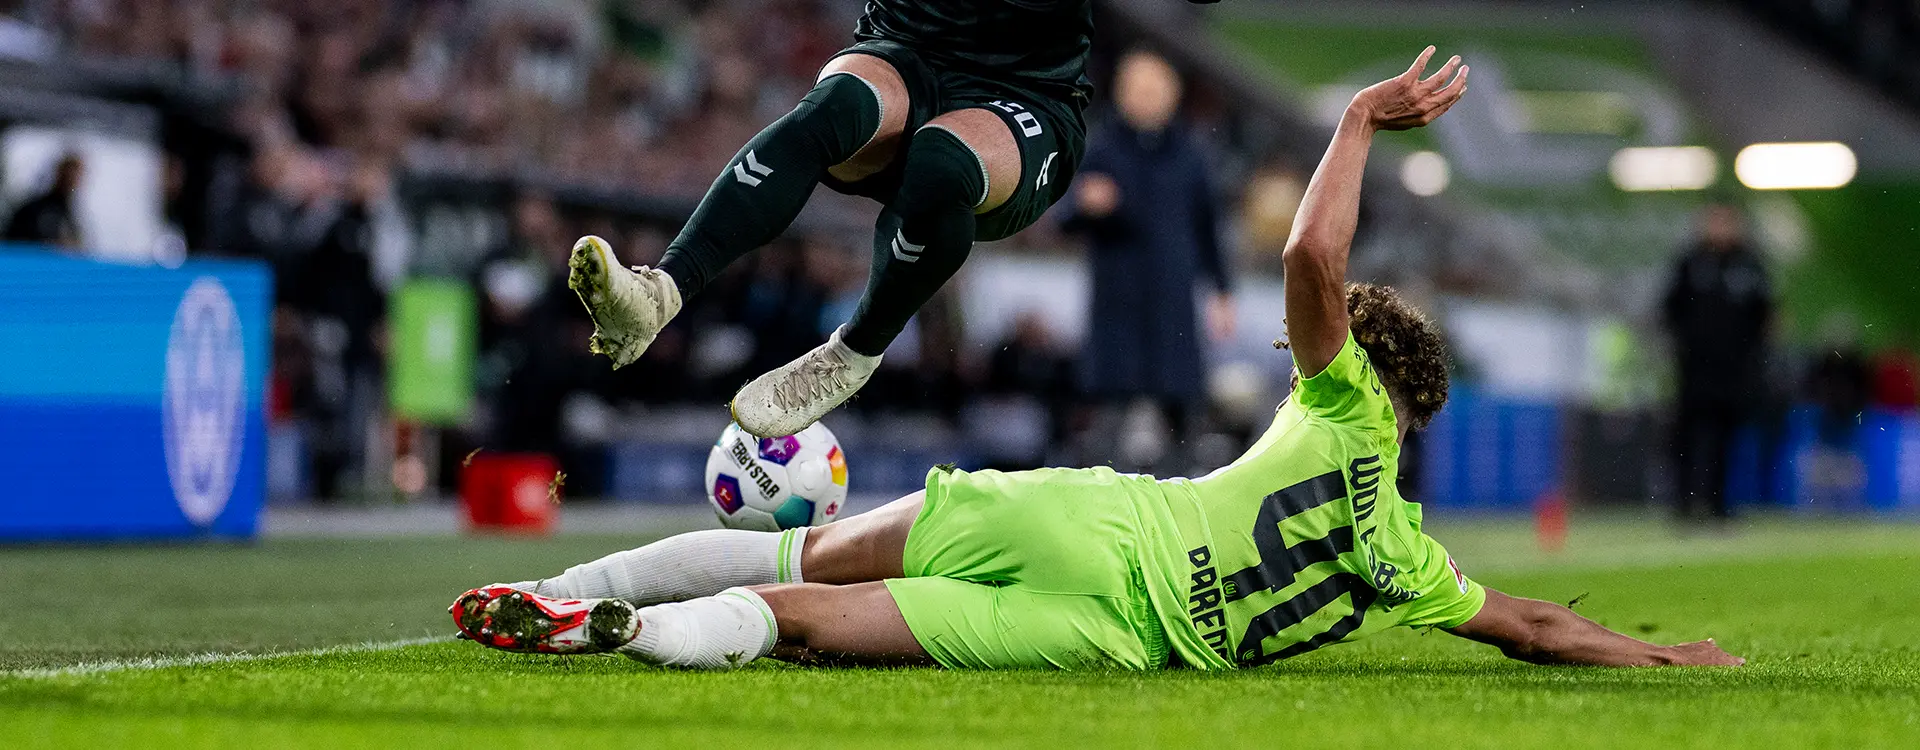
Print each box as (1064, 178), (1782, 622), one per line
(704, 422), (848, 531)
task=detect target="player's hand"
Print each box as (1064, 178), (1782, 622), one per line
(1666, 639), (1745, 667)
(1076, 173), (1121, 217)
(1351, 46), (1469, 132)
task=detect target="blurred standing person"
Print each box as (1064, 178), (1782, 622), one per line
(1065, 49), (1234, 472)
(478, 191), (608, 492)
(1661, 203), (1773, 524)
(5, 153), (83, 249)
(979, 310), (1077, 468)
(270, 152), (388, 501)
(1804, 343), (1869, 509)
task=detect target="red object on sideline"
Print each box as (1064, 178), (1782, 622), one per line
(1535, 488), (1568, 553)
(1869, 348), (1919, 411)
(460, 453), (558, 535)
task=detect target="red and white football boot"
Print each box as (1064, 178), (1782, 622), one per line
(449, 585), (640, 654)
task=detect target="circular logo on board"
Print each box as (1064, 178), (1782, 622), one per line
(162, 277), (246, 526)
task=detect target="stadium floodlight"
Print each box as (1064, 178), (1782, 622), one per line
(1608, 146), (1717, 191)
(1400, 150), (1450, 196)
(1733, 142), (1857, 190)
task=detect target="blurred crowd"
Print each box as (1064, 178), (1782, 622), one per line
(3, 0), (1913, 506)
(0, 0), (1128, 497)
(40, 0), (856, 193)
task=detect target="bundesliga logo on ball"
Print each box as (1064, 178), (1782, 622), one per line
(704, 422), (847, 530)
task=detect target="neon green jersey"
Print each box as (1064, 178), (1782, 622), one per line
(1138, 333), (1486, 670)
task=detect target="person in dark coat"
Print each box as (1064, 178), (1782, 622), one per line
(1064, 49), (1234, 469)
(5, 153), (83, 249)
(1661, 203), (1773, 524)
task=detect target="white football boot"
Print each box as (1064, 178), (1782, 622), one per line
(567, 235), (681, 369)
(730, 326), (881, 438)
(450, 585), (640, 655)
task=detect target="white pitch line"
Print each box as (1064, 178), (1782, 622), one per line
(7, 636), (446, 679)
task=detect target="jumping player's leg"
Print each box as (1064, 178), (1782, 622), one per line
(489, 491), (924, 604)
(842, 109), (1021, 354)
(566, 54), (910, 369)
(729, 109), (1023, 437)
(658, 54), (911, 298)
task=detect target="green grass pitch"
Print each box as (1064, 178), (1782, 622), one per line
(2, 517), (1917, 748)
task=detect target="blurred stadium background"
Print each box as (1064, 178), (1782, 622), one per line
(0, 0), (1916, 538)
(4, 1), (1920, 745)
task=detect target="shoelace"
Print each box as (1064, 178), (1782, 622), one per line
(621, 266), (666, 317)
(769, 353), (854, 412)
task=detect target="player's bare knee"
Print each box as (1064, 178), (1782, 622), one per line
(800, 504), (911, 584)
(798, 522), (859, 582)
(921, 109), (1021, 212)
(748, 582), (825, 645)
(820, 55), (910, 182)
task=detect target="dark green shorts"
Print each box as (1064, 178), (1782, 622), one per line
(821, 39), (1087, 242)
(884, 467), (1169, 670)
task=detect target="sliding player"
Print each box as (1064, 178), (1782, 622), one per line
(455, 48), (1744, 671)
(573, 0), (1217, 439)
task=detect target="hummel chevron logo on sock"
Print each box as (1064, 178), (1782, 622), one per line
(891, 230), (926, 263)
(733, 150), (774, 186)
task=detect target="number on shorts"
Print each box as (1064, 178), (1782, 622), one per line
(989, 100), (1044, 138)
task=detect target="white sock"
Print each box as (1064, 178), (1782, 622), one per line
(514, 528), (806, 605)
(828, 326), (882, 368)
(618, 587), (777, 669)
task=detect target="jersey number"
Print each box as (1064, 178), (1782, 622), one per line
(1222, 470), (1378, 666)
(989, 100), (1044, 137)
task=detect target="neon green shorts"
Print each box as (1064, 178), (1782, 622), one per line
(883, 467), (1169, 670)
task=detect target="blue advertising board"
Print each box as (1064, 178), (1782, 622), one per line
(0, 247), (270, 540)
(1418, 385), (1564, 510)
(1725, 407), (1920, 512)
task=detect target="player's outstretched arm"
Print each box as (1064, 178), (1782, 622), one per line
(1282, 46), (1466, 376)
(1446, 588), (1745, 667)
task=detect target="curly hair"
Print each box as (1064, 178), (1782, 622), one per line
(1345, 282), (1450, 431)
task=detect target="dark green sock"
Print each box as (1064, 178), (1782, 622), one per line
(657, 73), (882, 298)
(842, 128), (983, 357)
